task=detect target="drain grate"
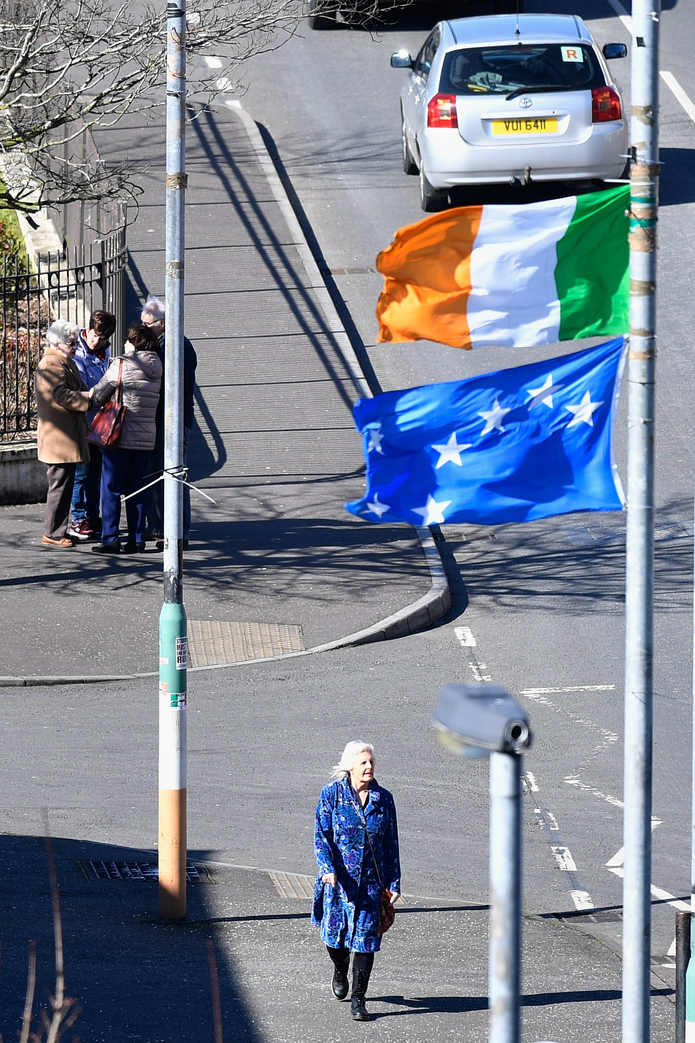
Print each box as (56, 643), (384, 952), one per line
(77, 860), (213, 883)
(269, 871), (314, 899)
(188, 620), (304, 667)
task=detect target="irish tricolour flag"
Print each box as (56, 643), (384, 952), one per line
(376, 185), (629, 350)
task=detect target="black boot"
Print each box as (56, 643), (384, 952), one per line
(327, 946), (350, 1001)
(351, 952), (374, 1021)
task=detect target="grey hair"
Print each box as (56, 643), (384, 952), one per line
(330, 741), (375, 781)
(46, 320), (79, 348)
(141, 294), (165, 324)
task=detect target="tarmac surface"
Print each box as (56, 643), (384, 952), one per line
(0, 104), (678, 1041)
(0, 830), (674, 1043)
(0, 103), (443, 681)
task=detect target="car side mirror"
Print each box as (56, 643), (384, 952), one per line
(603, 42), (628, 59)
(391, 50), (413, 69)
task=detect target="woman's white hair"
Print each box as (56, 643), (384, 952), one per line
(46, 320), (79, 348)
(141, 294), (165, 324)
(331, 741), (375, 781)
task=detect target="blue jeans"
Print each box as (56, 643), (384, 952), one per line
(71, 449), (102, 523)
(100, 447), (151, 545)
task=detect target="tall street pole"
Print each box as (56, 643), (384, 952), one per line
(158, 0), (188, 921)
(622, 0), (660, 1036)
(489, 750), (522, 1043)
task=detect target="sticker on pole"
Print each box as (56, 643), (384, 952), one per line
(176, 636), (188, 670)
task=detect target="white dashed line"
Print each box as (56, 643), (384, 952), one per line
(454, 626), (477, 648)
(599, 3), (695, 129)
(660, 71), (695, 124)
(552, 846), (578, 872)
(570, 890), (595, 910)
(520, 685), (615, 695)
(607, 867), (691, 913)
(604, 0), (632, 32)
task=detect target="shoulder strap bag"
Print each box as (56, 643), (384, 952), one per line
(350, 791), (397, 935)
(87, 358), (127, 448)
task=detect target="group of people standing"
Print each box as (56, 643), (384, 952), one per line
(35, 297), (197, 554)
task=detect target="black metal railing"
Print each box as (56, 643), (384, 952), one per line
(0, 224), (127, 441)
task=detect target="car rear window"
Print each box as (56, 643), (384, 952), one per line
(439, 44), (606, 95)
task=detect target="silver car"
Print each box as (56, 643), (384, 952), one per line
(392, 14), (628, 211)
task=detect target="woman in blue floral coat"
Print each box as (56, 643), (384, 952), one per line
(312, 741), (401, 1022)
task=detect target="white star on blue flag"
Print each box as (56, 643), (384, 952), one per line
(346, 338), (626, 527)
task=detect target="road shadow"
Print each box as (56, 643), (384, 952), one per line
(0, 834), (263, 1043)
(660, 147), (695, 207)
(437, 502), (693, 614)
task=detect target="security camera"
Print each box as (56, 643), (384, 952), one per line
(432, 684), (532, 757)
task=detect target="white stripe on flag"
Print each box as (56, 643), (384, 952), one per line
(467, 196), (577, 348)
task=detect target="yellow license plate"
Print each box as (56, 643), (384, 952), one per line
(491, 117), (559, 135)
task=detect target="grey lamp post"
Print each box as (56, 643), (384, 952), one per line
(433, 684), (532, 1043)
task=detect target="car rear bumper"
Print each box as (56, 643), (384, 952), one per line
(420, 122), (628, 187)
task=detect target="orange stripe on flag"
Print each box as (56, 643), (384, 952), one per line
(375, 205), (484, 349)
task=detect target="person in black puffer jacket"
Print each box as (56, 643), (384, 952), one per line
(90, 324), (163, 554)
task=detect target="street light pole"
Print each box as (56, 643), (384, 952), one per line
(158, 0), (188, 921)
(622, 0), (660, 1035)
(489, 750), (522, 1043)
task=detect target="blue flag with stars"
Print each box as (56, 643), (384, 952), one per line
(346, 337), (626, 527)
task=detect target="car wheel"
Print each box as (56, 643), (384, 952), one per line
(419, 166), (446, 212)
(402, 121), (418, 176)
(308, 0), (336, 30)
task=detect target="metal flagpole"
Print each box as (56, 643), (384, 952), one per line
(489, 750), (522, 1043)
(158, 0), (188, 921)
(622, 0), (660, 1035)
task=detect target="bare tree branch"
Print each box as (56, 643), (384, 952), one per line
(0, 0), (310, 210)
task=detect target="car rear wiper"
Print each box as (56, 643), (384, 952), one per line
(505, 84), (580, 101)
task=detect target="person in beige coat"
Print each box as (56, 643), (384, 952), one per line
(35, 320), (91, 547)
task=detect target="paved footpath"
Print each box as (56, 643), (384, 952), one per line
(0, 103), (445, 681)
(0, 829), (674, 1043)
(0, 104), (677, 1042)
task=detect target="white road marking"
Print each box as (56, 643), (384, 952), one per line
(607, 867), (691, 912)
(552, 845), (578, 872)
(544, 810), (560, 831)
(604, 819), (661, 870)
(570, 889), (595, 910)
(466, 660), (492, 683)
(524, 772), (595, 911)
(203, 55), (223, 69)
(564, 778), (624, 808)
(597, 4), (695, 127)
(454, 626), (477, 647)
(520, 685), (615, 695)
(604, 0), (632, 32)
(668, 937), (677, 957)
(660, 71), (695, 125)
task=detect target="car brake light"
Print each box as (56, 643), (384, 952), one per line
(427, 94), (458, 128)
(592, 86), (622, 122)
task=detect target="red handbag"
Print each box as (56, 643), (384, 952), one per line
(87, 358), (126, 448)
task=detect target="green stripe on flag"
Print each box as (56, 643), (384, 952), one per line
(555, 185), (629, 341)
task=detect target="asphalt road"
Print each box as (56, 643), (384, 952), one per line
(3, 2), (693, 1037)
(230, 0), (695, 971)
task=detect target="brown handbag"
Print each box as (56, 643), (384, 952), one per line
(87, 358), (126, 448)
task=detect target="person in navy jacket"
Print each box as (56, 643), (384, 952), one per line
(312, 741), (401, 1022)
